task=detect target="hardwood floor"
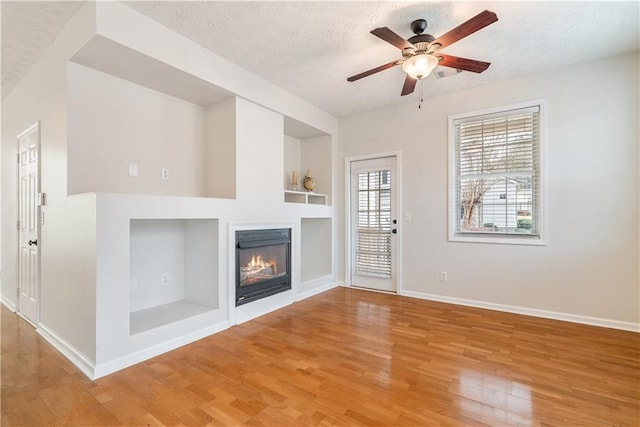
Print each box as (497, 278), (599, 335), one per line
(2, 287), (639, 426)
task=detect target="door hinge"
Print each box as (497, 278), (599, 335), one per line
(16, 220), (20, 230)
(17, 153), (20, 164)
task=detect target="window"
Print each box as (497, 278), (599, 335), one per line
(448, 100), (545, 244)
(356, 170), (392, 277)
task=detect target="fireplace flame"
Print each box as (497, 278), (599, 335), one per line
(246, 255), (277, 275)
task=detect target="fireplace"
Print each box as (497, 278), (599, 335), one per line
(235, 228), (291, 306)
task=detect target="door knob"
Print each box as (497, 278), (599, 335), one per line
(28, 239), (37, 246)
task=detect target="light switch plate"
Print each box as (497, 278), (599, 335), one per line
(128, 163), (138, 177)
(161, 168), (169, 180)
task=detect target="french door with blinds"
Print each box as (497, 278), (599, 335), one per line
(350, 156), (398, 292)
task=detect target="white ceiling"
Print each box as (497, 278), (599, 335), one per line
(2, 1), (639, 117)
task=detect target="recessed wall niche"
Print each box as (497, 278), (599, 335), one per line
(129, 218), (219, 334)
(283, 117), (332, 205)
(301, 217), (332, 283)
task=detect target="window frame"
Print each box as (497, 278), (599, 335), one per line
(447, 99), (547, 246)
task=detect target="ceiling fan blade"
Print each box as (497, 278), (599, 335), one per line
(432, 10), (498, 49)
(437, 54), (491, 73)
(347, 60), (400, 82)
(371, 27), (415, 51)
(401, 75), (417, 96)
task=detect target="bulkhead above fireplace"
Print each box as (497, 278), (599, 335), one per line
(235, 228), (291, 306)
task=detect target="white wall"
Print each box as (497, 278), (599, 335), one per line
(235, 98), (283, 202)
(130, 219), (186, 312)
(205, 98), (236, 198)
(339, 52), (639, 326)
(1, 3), (98, 361)
(67, 63), (206, 197)
(301, 217), (332, 281)
(284, 135), (301, 190)
(301, 135), (332, 203)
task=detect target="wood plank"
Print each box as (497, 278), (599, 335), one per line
(2, 287), (639, 425)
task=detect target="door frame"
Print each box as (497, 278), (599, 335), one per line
(344, 151), (403, 292)
(16, 121), (41, 326)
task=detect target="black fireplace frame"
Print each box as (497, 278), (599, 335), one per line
(235, 228), (291, 306)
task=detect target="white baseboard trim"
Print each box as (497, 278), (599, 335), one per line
(399, 290), (640, 333)
(296, 280), (339, 301)
(1, 294), (17, 312)
(92, 320), (229, 379)
(37, 323), (96, 379)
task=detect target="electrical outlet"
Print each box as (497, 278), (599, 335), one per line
(439, 271), (448, 282)
(404, 211), (412, 221)
(161, 273), (169, 285)
(161, 168), (169, 180)
(128, 163), (138, 177)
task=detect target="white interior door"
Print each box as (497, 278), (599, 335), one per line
(350, 156), (398, 292)
(17, 122), (40, 325)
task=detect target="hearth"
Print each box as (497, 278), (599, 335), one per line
(235, 228), (291, 306)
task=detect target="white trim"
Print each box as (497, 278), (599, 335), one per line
(344, 151), (403, 292)
(1, 294), (17, 312)
(296, 280), (338, 301)
(448, 100), (546, 123)
(448, 100), (547, 246)
(15, 120), (43, 323)
(15, 121), (41, 139)
(344, 158), (351, 286)
(37, 323), (96, 379)
(233, 291), (292, 325)
(17, 312), (37, 328)
(93, 320), (229, 379)
(400, 290), (640, 333)
(449, 235), (547, 246)
(350, 285), (398, 296)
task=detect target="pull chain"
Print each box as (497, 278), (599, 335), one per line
(418, 79), (424, 109)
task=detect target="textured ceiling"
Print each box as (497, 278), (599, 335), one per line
(2, 1), (639, 117)
(1, 1), (84, 98)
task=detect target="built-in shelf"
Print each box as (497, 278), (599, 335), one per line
(129, 218), (219, 335)
(130, 300), (214, 335)
(301, 218), (332, 283)
(284, 190), (328, 205)
(283, 130), (332, 206)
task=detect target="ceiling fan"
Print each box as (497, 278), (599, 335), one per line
(347, 10), (498, 96)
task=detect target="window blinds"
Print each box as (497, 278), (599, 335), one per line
(356, 170), (392, 277)
(453, 106), (541, 236)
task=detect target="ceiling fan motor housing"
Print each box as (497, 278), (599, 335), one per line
(404, 34), (437, 58)
(410, 19), (428, 35)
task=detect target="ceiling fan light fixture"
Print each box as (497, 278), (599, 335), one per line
(402, 53), (439, 80)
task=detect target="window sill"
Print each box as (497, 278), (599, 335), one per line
(449, 234), (546, 246)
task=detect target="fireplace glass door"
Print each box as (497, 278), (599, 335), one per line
(236, 228), (291, 306)
(238, 244), (287, 286)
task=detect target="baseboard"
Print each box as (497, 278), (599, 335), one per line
(296, 280), (339, 301)
(1, 294), (17, 312)
(399, 290), (640, 333)
(92, 320), (229, 379)
(37, 323), (96, 379)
